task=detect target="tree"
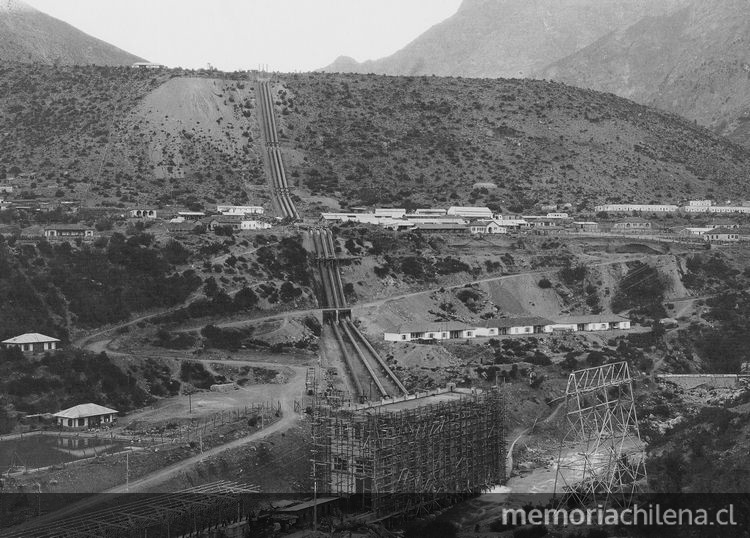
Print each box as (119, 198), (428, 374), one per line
(203, 276), (219, 298)
(233, 287), (258, 309)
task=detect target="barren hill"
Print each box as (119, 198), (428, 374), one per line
(0, 0), (143, 66)
(0, 63), (264, 208)
(540, 0), (750, 147)
(322, 0), (687, 78)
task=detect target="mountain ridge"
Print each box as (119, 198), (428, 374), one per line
(0, 0), (145, 66)
(539, 0), (750, 147)
(321, 0), (688, 79)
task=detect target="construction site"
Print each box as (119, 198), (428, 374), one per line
(311, 386), (506, 519)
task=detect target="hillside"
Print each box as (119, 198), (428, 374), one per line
(276, 73), (750, 211)
(0, 63), (265, 209)
(0, 0), (143, 66)
(322, 0), (687, 78)
(540, 0), (750, 147)
(4, 65), (750, 211)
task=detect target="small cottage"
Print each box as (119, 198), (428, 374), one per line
(53, 403), (118, 429)
(2, 333), (60, 353)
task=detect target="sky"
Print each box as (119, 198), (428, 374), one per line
(24, 0), (463, 72)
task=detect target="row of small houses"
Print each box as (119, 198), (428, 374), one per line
(0, 215), (272, 240)
(322, 211), (749, 242)
(384, 315), (631, 342)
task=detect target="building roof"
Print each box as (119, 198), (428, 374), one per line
(2, 333), (60, 344)
(167, 221), (199, 232)
(553, 314), (629, 325)
(53, 403), (118, 419)
(43, 224), (92, 231)
(448, 206), (491, 212)
(483, 317), (556, 329)
(392, 321), (475, 334)
(615, 217), (650, 223)
(210, 215), (244, 223)
(413, 223), (468, 231)
(707, 227), (737, 235)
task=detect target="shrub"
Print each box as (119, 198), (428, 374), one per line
(538, 277), (552, 289)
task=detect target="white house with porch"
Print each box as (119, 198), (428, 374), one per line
(469, 219), (508, 235)
(53, 403), (118, 429)
(2, 333), (60, 353)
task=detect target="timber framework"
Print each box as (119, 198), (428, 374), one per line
(312, 385), (506, 518)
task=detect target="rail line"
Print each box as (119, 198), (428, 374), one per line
(256, 79), (299, 220)
(309, 228), (408, 401)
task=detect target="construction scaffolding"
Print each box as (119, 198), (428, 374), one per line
(312, 386), (505, 518)
(554, 361), (647, 507)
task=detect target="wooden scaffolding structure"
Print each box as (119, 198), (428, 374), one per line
(312, 387), (505, 518)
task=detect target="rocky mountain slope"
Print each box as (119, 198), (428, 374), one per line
(0, 0), (143, 66)
(322, 0), (687, 78)
(540, 0), (750, 147)
(4, 64), (750, 211)
(276, 73), (750, 211)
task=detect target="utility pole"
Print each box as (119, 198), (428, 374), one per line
(125, 452), (129, 492)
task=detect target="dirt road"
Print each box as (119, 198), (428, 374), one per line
(105, 404), (299, 493)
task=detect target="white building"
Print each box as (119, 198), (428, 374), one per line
(595, 204), (678, 213)
(704, 227), (740, 242)
(475, 317), (555, 337)
(545, 315), (631, 332)
(132, 62), (165, 69)
(682, 205), (750, 214)
(447, 206), (493, 219)
(43, 225), (95, 239)
(469, 219), (508, 235)
(129, 209), (158, 219)
(53, 403), (118, 428)
(384, 322), (475, 342)
(494, 217), (529, 229)
(678, 227), (715, 236)
(217, 205), (264, 216)
(688, 200), (713, 207)
(240, 220), (272, 230)
(374, 208), (406, 218)
(2, 333), (60, 353)
(413, 208), (447, 216)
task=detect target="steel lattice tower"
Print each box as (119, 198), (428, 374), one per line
(554, 361), (647, 507)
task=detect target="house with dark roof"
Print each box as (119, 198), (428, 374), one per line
(704, 227), (740, 242)
(208, 215), (243, 232)
(167, 221), (200, 234)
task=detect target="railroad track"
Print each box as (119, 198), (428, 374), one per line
(256, 80), (299, 220)
(310, 228), (408, 401)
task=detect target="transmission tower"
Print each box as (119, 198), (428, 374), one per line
(554, 361), (646, 507)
